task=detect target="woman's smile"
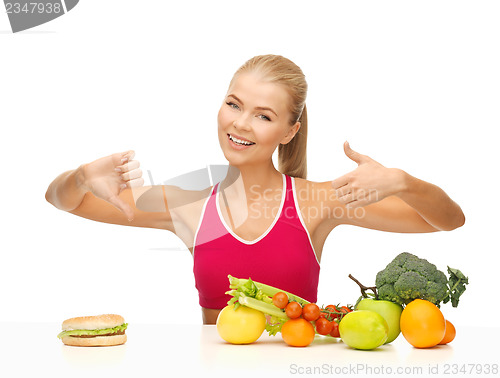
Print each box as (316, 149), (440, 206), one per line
(227, 133), (256, 149)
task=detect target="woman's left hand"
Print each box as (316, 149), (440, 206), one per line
(331, 142), (406, 208)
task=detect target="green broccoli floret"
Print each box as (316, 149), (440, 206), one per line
(425, 280), (449, 305)
(393, 271), (427, 302)
(375, 263), (405, 285)
(374, 252), (468, 307)
(375, 282), (401, 304)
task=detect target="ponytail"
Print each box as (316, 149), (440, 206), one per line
(278, 104), (307, 179)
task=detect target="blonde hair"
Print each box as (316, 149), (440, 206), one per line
(229, 55), (308, 179)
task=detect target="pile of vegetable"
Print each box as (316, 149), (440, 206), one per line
(217, 252), (468, 350)
(348, 252), (468, 348)
(224, 275), (352, 346)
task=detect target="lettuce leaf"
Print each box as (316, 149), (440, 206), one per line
(57, 323), (128, 339)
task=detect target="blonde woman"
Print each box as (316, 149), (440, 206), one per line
(46, 55), (465, 324)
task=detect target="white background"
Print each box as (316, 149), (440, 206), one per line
(1, 1), (498, 329)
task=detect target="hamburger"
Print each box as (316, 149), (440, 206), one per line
(57, 314), (128, 347)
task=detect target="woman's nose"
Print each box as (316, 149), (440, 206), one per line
(233, 114), (252, 131)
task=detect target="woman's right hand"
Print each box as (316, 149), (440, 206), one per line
(78, 150), (144, 220)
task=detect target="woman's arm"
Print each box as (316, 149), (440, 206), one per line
(45, 168), (90, 213)
(328, 142), (465, 232)
(393, 171), (465, 231)
(45, 151), (174, 231)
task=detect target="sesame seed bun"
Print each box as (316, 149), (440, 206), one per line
(61, 314), (125, 331)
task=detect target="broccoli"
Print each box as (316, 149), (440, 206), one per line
(350, 252), (469, 308)
(375, 252), (468, 307)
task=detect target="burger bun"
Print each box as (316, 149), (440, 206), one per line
(61, 334), (127, 347)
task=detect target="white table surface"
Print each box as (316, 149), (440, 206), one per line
(2, 322), (498, 377)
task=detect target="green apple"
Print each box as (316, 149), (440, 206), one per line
(339, 310), (388, 350)
(355, 298), (403, 344)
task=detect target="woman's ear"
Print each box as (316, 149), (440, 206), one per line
(280, 121), (301, 145)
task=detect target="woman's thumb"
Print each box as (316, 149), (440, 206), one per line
(108, 195), (134, 221)
(343, 141), (367, 165)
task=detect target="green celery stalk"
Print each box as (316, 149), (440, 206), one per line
(228, 275), (310, 306)
(237, 294), (289, 321)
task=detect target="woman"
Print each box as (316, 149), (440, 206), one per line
(45, 55), (465, 324)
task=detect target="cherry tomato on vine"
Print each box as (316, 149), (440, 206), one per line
(272, 292), (289, 309)
(285, 301), (303, 319)
(330, 320), (340, 338)
(340, 306), (352, 314)
(315, 317), (333, 335)
(320, 304), (337, 320)
(302, 303), (320, 322)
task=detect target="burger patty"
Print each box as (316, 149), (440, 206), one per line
(70, 330), (126, 338)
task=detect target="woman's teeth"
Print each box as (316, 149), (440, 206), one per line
(229, 134), (255, 146)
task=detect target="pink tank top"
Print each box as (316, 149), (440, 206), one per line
(193, 174), (320, 309)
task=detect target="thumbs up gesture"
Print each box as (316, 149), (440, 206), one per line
(331, 142), (405, 208)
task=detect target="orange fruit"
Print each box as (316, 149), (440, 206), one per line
(439, 319), (456, 344)
(400, 299), (446, 348)
(281, 318), (315, 347)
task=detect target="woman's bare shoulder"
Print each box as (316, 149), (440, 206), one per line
(293, 177), (338, 205)
(293, 177), (343, 227)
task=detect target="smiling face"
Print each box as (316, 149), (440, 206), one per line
(217, 72), (300, 168)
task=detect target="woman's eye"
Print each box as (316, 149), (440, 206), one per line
(226, 101), (239, 110)
(259, 114), (271, 121)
